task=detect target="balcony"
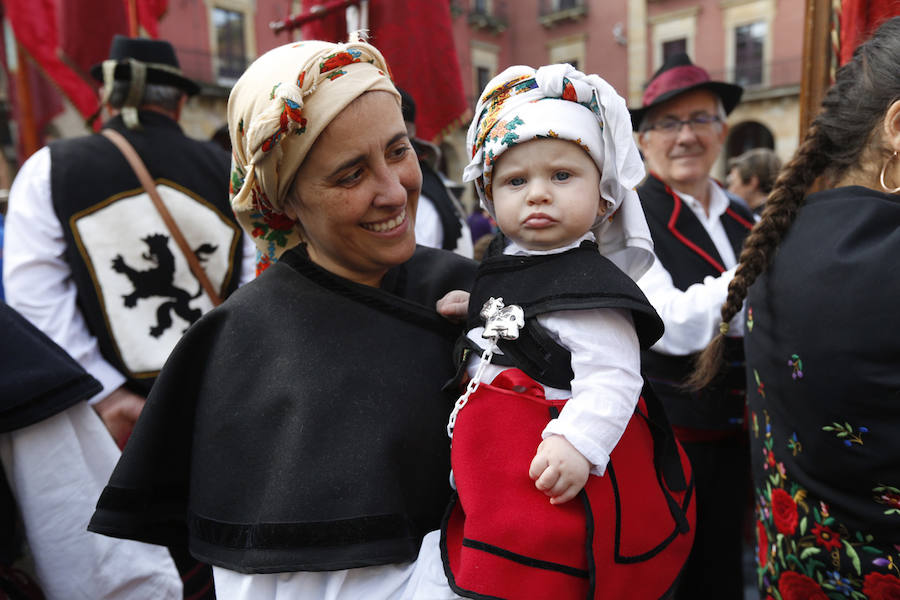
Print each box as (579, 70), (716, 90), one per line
(467, 1), (508, 34)
(539, 0), (587, 27)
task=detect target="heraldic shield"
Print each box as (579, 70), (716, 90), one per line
(441, 368), (696, 600)
(71, 181), (240, 378)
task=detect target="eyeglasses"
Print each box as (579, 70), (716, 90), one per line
(643, 114), (722, 135)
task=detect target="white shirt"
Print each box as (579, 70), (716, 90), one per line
(2, 147), (257, 403)
(465, 235), (643, 476)
(0, 402), (182, 599)
(636, 180), (745, 356)
(414, 192), (474, 259)
(212, 530), (462, 600)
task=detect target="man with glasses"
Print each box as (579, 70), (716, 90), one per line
(629, 53), (753, 599)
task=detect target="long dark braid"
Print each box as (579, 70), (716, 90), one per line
(688, 16), (900, 389)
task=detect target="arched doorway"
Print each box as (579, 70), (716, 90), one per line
(726, 120), (775, 161)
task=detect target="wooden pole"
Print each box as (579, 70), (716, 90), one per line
(127, 0), (139, 36)
(14, 43), (40, 161)
(798, 0), (833, 138)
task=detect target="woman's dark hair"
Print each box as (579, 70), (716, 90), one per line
(688, 16), (900, 389)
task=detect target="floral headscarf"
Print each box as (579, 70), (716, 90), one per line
(227, 34), (398, 274)
(463, 63), (654, 280)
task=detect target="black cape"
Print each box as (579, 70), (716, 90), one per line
(89, 245), (476, 573)
(0, 303), (101, 432)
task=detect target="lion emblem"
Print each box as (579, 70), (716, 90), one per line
(111, 233), (217, 338)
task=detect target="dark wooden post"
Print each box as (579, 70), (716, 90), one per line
(798, 0), (833, 138)
(14, 43), (39, 160)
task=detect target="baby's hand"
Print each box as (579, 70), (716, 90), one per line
(528, 435), (590, 505)
(436, 290), (470, 323)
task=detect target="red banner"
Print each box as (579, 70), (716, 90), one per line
(369, 0), (468, 143)
(2, 0), (169, 158)
(136, 0), (169, 39)
(839, 0), (900, 64)
(280, 0), (468, 143)
(58, 0), (129, 83)
(2, 0), (99, 123)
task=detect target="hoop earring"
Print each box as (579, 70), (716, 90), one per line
(880, 151), (900, 194)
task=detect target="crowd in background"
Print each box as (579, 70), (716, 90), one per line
(1, 15), (899, 600)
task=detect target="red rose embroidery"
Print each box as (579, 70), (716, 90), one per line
(778, 571), (828, 600)
(863, 572), (900, 600)
(262, 211), (296, 231)
(878, 490), (900, 511)
(757, 520), (769, 568)
(771, 488), (799, 536)
(811, 522), (841, 551)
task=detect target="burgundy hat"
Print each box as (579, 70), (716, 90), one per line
(629, 53), (742, 132)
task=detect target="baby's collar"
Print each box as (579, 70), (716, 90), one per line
(503, 232), (596, 256)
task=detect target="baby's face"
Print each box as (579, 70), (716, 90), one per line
(491, 138), (603, 251)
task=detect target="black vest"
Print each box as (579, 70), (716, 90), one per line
(420, 160), (464, 251)
(638, 174), (753, 430)
(465, 241), (664, 389)
(90, 245), (477, 573)
(49, 112), (242, 396)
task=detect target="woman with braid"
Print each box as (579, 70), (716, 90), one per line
(691, 17), (900, 598)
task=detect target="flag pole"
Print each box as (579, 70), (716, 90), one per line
(14, 42), (39, 160)
(126, 0), (139, 36)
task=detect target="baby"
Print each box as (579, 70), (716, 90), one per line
(431, 64), (695, 600)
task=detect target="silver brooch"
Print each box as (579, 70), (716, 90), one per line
(479, 297), (525, 341)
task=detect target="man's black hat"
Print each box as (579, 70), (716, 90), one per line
(90, 35), (199, 96)
(629, 53), (743, 132)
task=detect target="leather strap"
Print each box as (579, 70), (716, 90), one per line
(101, 128), (222, 306)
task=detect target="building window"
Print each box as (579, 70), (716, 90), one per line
(662, 38), (687, 63)
(649, 7), (698, 72)
(548, 34), (586, 73)
(476, 66), (492, 96)
(473, 0), (489, 15)
(213, 7), (246, 83)
(734, 21), (766, 87)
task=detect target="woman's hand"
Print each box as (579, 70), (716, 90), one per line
(92, 386), (146, 450)
(528, 435), (590, 505)
(436, 290), (470, 323)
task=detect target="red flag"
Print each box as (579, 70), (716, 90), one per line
(58, 0), (128, 82)
(297, 0), (350, 42)
(2, 0), (101, 123)
(0, 32), (64, 162)
(839, 0), (900, 64)
(136, 0), (168, 38)
(368, 0), (468, 143)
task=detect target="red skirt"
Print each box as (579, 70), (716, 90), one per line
(441, 368), (695, 600)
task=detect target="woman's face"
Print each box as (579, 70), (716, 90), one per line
(286, 91), (421, 286)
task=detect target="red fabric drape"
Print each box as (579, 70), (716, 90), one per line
(0, 33), (63, 163)
(2, 0), (100, 123)
(137, 0), (168, 38)
(1, 0), (168, 156)
(280, 1), (468, 143)
(299, 0), (349, 43)
(58, 0), (128, 83)
(369, 0), (468, 143)
(838, 0), (900, 64)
